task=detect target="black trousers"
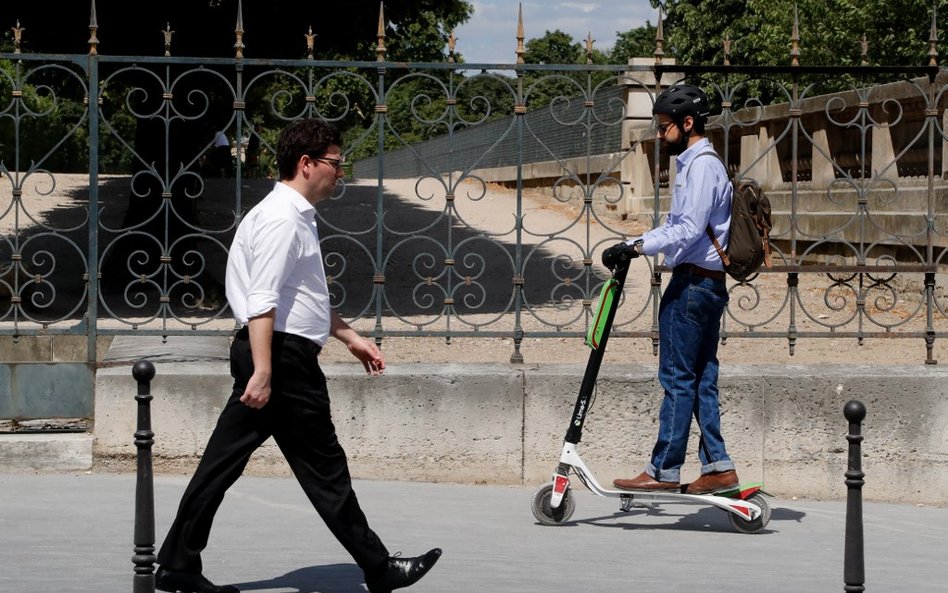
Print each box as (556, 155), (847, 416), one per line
(156, 328), (389, 574)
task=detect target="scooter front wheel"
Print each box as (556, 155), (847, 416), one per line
(531, 482), (576, 525)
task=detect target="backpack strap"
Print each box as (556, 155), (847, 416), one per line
(760, 207), (772, 268)
(689, 151), (731, 267)
(705, 226), (731, 266)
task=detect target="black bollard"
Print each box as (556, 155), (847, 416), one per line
(132, 360), (157, 593)
(843, 400), (867, 593)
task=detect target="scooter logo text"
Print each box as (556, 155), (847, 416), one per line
(573, 398), (587, 426)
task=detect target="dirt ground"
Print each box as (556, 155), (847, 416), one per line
(316, 323), (945, 366)
(3, 173), (945, 367)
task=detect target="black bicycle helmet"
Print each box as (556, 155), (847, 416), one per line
(653, 84), (710, 120)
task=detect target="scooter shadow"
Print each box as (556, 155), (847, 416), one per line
(231, 563), (365, 593)
(556, 504), (803, 534)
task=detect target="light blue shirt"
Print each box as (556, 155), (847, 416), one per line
(635, 138), (732, 270)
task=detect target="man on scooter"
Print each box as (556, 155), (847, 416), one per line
(601, 83), (739, 495)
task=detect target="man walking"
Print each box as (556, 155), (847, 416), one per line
(602, 84), (740, 495)
(155, 118), (441, 593)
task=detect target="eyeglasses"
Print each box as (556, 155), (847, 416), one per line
(306, 154), (346, 172)
(657, 122), (675, 136)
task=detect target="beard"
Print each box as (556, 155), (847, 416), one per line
(664, 134), (689, 156)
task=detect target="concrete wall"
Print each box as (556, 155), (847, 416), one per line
(93, 361), (948, 505)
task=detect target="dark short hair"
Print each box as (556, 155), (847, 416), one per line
(276, 118), (342, 181)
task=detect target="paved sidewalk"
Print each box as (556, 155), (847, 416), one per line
(1, 471), (945, 593)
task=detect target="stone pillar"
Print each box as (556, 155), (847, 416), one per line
(740, 133), (766, 182)
(871, 122), (898, 181)
(621, 58), (681, 216)
(740, 125), (780, 190)
(811, 126), (835, 187)
(623, 134), (654, 221)
(942, 110), (948, 179)
(764, 124), (783, 189)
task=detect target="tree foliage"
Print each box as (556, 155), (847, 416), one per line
(2, 1), (474, 172)
(10, 0), (473, 62)
(647, 0), (948, 109)
(521, 29), (621, 109)
(524, 30), (585, 65)
(655, 0), (946, 67)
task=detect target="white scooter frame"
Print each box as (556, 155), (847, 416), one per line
(531, 258), (771, 534)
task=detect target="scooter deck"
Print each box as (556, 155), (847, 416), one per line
(719, 482), (769, 499)
(595, 483), (760, 500)
(592, 481), (764, 498)
(610, 482), (767, 518)
(611, 484), (766, 520)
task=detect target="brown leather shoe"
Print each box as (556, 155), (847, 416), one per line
(613, 471), (680, 491)
(684, 470), (739, 494)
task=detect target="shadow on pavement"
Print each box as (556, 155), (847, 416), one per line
(558, 504), (805, 534)
(232, 563), (365, 593)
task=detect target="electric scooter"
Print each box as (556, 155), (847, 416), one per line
(530, 256), (772, 534)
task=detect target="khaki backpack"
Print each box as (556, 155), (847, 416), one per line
(694, 151), (773, 282)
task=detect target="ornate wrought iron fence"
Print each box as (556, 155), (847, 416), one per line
(2, 50), (947, 364)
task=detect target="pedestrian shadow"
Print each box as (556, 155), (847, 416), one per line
(232, 563), (365, 593)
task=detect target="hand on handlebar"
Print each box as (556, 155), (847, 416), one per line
(601, 239), (642, 270)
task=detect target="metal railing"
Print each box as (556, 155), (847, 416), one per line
(1, 51), (946, 363)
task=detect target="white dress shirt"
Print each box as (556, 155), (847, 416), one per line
(225, 182), (331, 345)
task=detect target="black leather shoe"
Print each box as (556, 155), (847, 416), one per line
(155, 567), (240, 593)
(365, 548), (442, 593)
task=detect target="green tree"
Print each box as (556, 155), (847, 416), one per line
(524, 29), (584, 64)
(609, 22), (660, 64)
(650, 0), (946, 108)
(0, 59), (91, 173)
(11, 0), (473, 62)
(5, 1), (475, 171)
(655, 0), (945, 67)
(522, 30), (596, 109)
(382, 4), (473, 62)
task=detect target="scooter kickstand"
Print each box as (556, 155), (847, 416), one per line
(619, 494), (653, 511)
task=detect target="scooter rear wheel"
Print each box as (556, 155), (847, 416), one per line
(531, 482), (576, 525)
(728, 492), (771, 534)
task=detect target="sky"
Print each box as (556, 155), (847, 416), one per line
(452, 0), (657, 65)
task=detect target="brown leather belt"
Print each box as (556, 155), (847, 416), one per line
(674, 263), (726, 282)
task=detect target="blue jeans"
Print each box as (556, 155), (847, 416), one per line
(647, 269), (735, 483)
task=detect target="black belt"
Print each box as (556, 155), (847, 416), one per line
(674, 263), (726, 282)
(235, 326), (322, 355)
